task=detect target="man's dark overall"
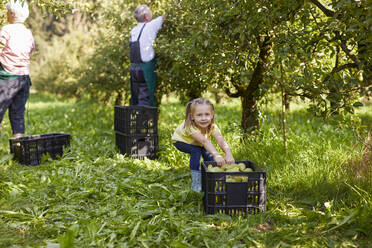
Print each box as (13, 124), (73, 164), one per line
(129, 23), (157, 107)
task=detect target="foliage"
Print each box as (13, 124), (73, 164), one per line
(0, 0), (94, 97)
(157, 0), (372, 131)
(0, 92), (371, 247)
(31, 26), (94, 97)
(270, 0), (372, 117)
(14, 0), (371, 132)
(73, 0), (137, 104)
(27, 0), (164, 103)
(0, 0), (74, 26)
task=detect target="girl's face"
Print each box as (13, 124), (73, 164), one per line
(192, 104), (213, 131)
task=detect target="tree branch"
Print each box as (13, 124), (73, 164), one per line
(224, 86), (241, 98)
(309, 0), (335, 17)
(334, 32), (361, 65)
(322, 62), (358, 85)
(288, 85), (361, 98)
(245, 35), (272, 98)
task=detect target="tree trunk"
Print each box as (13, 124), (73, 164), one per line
(284, 92), (290, 111)
(187, 89), (202, 102)
(115, 90), (123, 105)
(215, 90), (221, 104)
(240, 35), (272, 134)
(358, 40), (372, 94)
(281, 85), (287, 150)
(154, 92), (163, 107)
(241, 95), (260, 134)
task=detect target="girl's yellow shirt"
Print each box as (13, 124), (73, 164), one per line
(171, 122), (220, 146)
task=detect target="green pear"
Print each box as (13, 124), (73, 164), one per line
(224, 164), (240, 171)
(226, 167), (240, 172)
(226, 177), (235, 182)
(238, 163), (246, 171)
(209, 167), (224, 172)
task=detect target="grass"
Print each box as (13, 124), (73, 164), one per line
(0, 92), (371, 247)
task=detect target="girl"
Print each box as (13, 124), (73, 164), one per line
(172, 98), (235, 192)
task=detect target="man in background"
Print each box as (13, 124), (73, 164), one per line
(129, 5), (165, 107)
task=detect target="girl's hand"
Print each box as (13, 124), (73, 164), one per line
(214, 154), (225, 166)
(224, 154), (235, 164)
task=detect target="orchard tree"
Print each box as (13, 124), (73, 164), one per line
(72, 0), (170, 104)
(12, 0), (369, 134)
(0, 0), (98, 98)
(158, 0), (304, 133)
(158, 0), (371, 133)
(270, 0), (372, 118)
(0, 0), (73, 24)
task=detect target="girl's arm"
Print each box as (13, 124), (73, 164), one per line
(212, 131), (235, 164)
(191, 133), (225, 166)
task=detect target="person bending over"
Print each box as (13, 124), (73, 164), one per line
(172, 98), (235, 192)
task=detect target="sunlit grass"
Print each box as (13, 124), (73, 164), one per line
(0, 92), (371, 247)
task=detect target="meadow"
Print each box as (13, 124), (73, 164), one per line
(0, 93), (371, 247)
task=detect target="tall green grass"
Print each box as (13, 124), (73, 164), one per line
(0, 93), (371, 247)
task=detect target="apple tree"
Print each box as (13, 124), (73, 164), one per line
(157, 0), (371, 133)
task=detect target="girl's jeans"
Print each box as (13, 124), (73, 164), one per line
(173, 141), (214, 171)
(0, 75), (30, 134)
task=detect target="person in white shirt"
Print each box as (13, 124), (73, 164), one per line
(0, 0), (35, 138)
(129, 5), (165, 107)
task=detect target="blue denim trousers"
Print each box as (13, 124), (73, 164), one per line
(0, 75), (30, 134)
(173, 141), (214, 171)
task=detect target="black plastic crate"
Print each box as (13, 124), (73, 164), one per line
(115, 131), (158, 159)
(201, 160), (266, 216)
(9, 133), (70, 165)
(114, 105), (158, 134)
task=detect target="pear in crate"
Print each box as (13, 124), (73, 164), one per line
(237, 163), (246, 170)
(209, 166), (224, 172)
(225, 167), (240, 172)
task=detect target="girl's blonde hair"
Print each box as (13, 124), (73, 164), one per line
(184, 98), (215, 134)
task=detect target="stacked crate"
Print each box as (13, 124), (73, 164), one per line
(114, 105), (158, 159)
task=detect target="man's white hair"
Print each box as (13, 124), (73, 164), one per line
(133, 5), (151, 22)
(6, 0), (29, 23)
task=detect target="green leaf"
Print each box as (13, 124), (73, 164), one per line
(130, 221), (141, 241)
(58, 229), (75, 248)
(353, 102), (363, 107)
